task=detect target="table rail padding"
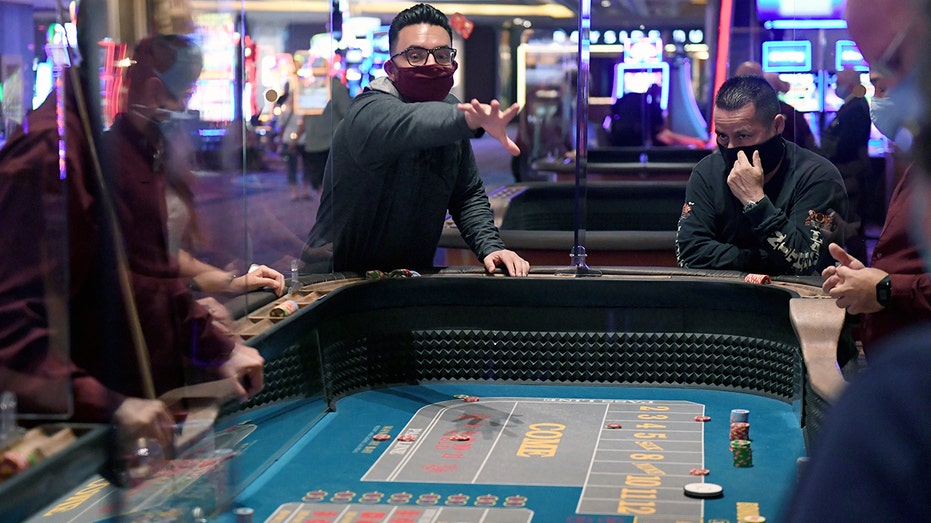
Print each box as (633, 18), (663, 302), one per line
(255, 277), (807, 409)
(228, 272), (842, 449)
(320, 329), (801, 404)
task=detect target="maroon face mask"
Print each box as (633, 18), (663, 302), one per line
(389, 61), (458, 102)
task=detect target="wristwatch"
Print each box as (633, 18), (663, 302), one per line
(742, 199), (760, 213)
(875, 275), (892, 307)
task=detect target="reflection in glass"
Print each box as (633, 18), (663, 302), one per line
(0, 0), (848, 519)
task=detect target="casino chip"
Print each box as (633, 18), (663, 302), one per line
(463, 396), (480, 403)
(372, 434), (391, 441)
(694, 415), (711, 422)
(396, 435), (417, 442)
(742, 516), (767, 523)
(744, 273), (771, 285)
(683, 482), (724, 498)
(730, 421), (750, 441)
(730, 408), (750, 423)
(449, 434), (471, 441)
(689, 468), (710, 476)
(233, 507), (255, 523)
(605, 423), (622, 429)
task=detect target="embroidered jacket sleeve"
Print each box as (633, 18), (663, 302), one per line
(677, 145), (847, 275)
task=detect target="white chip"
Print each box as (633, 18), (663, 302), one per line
(683, 482), (724, 498)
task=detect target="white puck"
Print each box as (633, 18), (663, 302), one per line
(683, 482), (724, 498)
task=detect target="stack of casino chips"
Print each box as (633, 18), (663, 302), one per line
(269, 299), (299, 318)
(730, 408), (749, 424)
(731, 439), (752, 467)
(0, 426), (77, 479)
(365, 269), (422, 280)
(729, 409), (752, 467)
(730, 421), (749, 440)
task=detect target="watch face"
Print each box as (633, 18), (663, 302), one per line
(877, 277), (892, 306)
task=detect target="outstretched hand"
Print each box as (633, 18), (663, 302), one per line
(458, 99), (521, 156)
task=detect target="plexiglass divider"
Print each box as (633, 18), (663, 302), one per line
(0, 0), (838, 519)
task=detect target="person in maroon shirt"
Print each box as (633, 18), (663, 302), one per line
(786, 1), (931, 519)
(0, 35), (263, 452)
(821, 0), (931, 359)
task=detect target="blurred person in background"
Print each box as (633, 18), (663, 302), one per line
(819, 68), (873, 259)
(298, 66), (352, 197)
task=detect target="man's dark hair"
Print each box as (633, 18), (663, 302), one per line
(714, 75), (781, 124)
(388, 3), (453, 54)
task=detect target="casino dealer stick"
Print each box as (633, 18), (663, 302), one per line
(66, 62), (158, 401)
(159, 378), (242, 453)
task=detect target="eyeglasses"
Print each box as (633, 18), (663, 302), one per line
(390, 46), (457, 66)
(871, 22), (912, 78)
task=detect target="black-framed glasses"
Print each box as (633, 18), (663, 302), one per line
(390, 46), (457, 66)
(871, 20), (913, 78)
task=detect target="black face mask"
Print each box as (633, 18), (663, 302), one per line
(718, 133), (786, 176)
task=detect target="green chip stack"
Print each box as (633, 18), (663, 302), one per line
(731, 439), (752, 467)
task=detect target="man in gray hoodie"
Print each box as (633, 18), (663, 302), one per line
(302, 3), (529, 276)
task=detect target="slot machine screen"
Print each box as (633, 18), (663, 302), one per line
(835, 40), (869, 72)
(777, 72), (822, 113)
(33, 62), (53, 109)
(756, 0), (845, 21)
(613, 63), (669, 109)
(623, 70), (664, 95)
(762, 41), (812, 72)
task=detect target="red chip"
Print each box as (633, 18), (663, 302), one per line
(606, 423), (622, 429)
(449, 434), (471, 441)
(744, 273), (772, 285)
(690, 468), (711, 476)
(373, 434), (391, 441)
(463, 396), (480, 403)
(695, 415), (711, 422)
(397, 435), (417, 442)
